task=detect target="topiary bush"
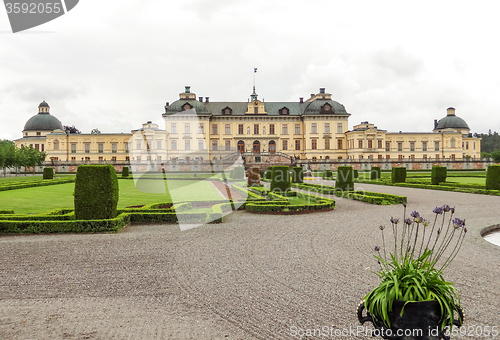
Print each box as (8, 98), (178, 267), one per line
(486, 165), (500, 190)
(270, 166), (291, 192)
(431, 166), (447, 185)
(392, 167), (407, 183)
(371, 167), (381, 180)
(122, 166), (129, 178)
(247, 166), (260, 186)
(265, 167), (273, 180)
(324, 170), (333, 178)
(354, 170), (359, 178)
(292, 167), (304, 183)
(232, 166), (245, 180)
(336, 166), (354, 191)
(74, 165), (119, 220)
(43, 167), (54, 180)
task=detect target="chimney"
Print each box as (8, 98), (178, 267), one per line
(446, 107), (455, 116)
(299, 97), (303, 103)
(199, 97), (203, 102)
(205, 97), (209, 103)
(434, 119), (438, 129)
(310, 94), (315, 98)
(165, 102), (169, 107)
(319, 88), (325, 94)
(185, 86), (191, 93)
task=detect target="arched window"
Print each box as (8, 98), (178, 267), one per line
(237, 140), (245, 153)
(253, 140), (260, 153)
(268, 140), (276, 153)
(53, 140), (60, 151)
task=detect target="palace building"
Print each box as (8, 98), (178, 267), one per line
(15, 87), (481, 169)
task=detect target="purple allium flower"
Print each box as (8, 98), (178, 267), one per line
(415, 217), (422, 223)
(390, 217), (399, 224)
(453, 218), (464, 229)
(451, 207), (455, 214)
(433, 207), (443, 215)
(410, 211), (420, 218)
(422, 219), (429, 227)
(404, 218), (412, 225)
(442, 204), (451, 212)
(379, 225), (385, 231)
(375, 246), (381, 252)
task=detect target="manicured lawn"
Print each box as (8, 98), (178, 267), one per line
(0, 179), (224, 215)
(0, 175), (75, 183)
(445, 177), (486, 185)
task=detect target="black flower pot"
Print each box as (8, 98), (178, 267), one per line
(357, 300), (463, 340)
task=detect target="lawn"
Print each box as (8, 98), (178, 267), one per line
(0, 179), (224, 215)
(0, 175), (75, 183)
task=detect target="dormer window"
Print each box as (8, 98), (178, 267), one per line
(279, 107), (289, 115)
(321, 103), (332, 113)
(222, 107), (232, 115)
(182, 103), (192, 111)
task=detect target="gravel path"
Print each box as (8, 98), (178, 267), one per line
(1, 181), (500, 340)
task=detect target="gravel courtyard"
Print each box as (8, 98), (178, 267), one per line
(1, 183), (500, 340)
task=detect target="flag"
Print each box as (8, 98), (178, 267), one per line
(254, 68), (257, 73)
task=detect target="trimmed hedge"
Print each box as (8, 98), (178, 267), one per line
(486, 165), (500, 190)
(232, 166), (245, 180)
(122, 166), (130, 178)
(74, 165), (119, 220)
(0, 210), (15, 214)
(0, 178), (75, 192)
(336, 166), (354, 191)
(431, 166), (447, 185)
(354, 170), (359, 179)
(292, 167), (304, 183)
(270, 166), (291, 192)
(265, 168), (273, 180)
(370, 167), (381, 180)
(392, 167), (407, 183)
(324, 170), (333, 178)
(43, 167), (54, 179)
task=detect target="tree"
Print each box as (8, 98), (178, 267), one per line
(64, 125), (81, 134)
(91, 128), (101, 134)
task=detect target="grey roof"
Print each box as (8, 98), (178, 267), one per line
(38, 101), (50, 108)
(435, 114), (470, 130)
(23, 112), (63, 131)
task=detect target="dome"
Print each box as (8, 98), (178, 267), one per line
(23, 112), (63, 131)
(303, 99), (348, 115)
(39, 100), (50, 108)
(165, 99), (209, 114)
(435, 107), (469, 130)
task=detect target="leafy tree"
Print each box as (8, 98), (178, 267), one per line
(64, 125), (81, 134)
(91, 128), (101, 134)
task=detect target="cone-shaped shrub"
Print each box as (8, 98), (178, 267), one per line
(486, 165), (500, 190)
(43, 167), (54, 180)
(370, 167), (381, 180)
(122, 166), (129, 178)
(391, 167), (407, 183)
(336, 166), (354, 191)
(270, 166), (291, 192)
(74, 165), (119, 220)
(232, 166), (245, 180)
(292, 166), (304, 183)
(431, 166), (447, 185)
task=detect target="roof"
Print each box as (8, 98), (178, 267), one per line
(435, 114), (470, 130)
(38, 101), (50, 108)
(23, 112), (63, 131)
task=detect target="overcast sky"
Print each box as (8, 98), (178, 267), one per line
(1, 1), (499, 141)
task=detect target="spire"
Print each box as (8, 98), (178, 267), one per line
(250, 86), (258, 101)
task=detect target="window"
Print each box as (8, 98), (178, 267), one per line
(325, 139), (330, 149)
(450, 139), (455, 148)
(212, 124), (218, 135)
(378, 140), (382, 149)
(422, 141), (427, 151)
(41, 144), (44, 151)
(98, 143), (104, 153)
(225, 124), (231, 135)
(71, 157), (76, 161)
(35, 144), (39, 150)
(435, 154), (440, 159)
(311, 123), (317, 134)
(112, 143), (117, 153)
(269, 124), (275, 135)
(398, 155), (403, 160)
(410, 141), (415, 152)
(171, 123), (177, 134)
(358, 140), (363, 149)
(184, 123), (190, 134)
(269, 140), (276, 152)
(325, 123), (330, 134)
(125, 142), (129, 152)
(112, 156), (117, 162)
(36, 132), (41, 136)
(295, 124), (300, 134)
(282, 124), (288, 134)
(136, 141), (142, 150)
(157, 141), (162, 149)
(54, 140), (59, 151)
(85, 143), (90, 153)
(71, 143), (76, 153)
(171, 140), (177, 151)
(423, 154), (427, 159)
(295, 140), (300, 150)
(386, 155), (390, 160)
(385, 142), (390, 151)
(198, 140), (204, 150)
(378, 155), (383, 160)
(311, 139), (317, 150)
(337, 139), (342, 149)
(254, 124), (259, 134)
(198, 123), (204, 134)
(411, 154), (415, 159)
(435, 141), (440, 151)
(185, 140), (190, 151)
(238, 124), (244, 135)
(99, 156), (103, 162)
(337, 123), (343, 134)
(398, 142), (403, 152)
(225, 140), (231, 150)
(451, 154), (456, 159)
(85, 157), (90, 161)
(212, 140), (218, 151)
(282, 140), (288, 150)
(466, 142), (469, 150)
(368, 140), (373, 149)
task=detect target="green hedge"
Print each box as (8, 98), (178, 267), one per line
(0, 178), (75, 192)
(0, 210), (15, 214)
(43, 167), (54, 179)
(265, 167), (273, 180)
(370, 167), (381, 180)
(431, 166), (447, 185)
(271, 166), (291, 192)
(392, 167), (407, 183)
(122, 166), (130, 178)
(74, 165), (119, 220)
(486, 165), (500, 190)
(292, 167), (304, 183)
(324, 170), (333, 178)
(336, 166), (354, 191)
(354, 170), (359, 179)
